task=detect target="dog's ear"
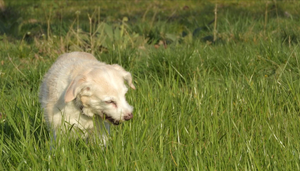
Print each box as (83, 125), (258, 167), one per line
(111, 64), (136, 90)
(123, 72), (136, 90)
(65, 75), (90, 102)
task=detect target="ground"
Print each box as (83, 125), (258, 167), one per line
(0, 0), (300, 170)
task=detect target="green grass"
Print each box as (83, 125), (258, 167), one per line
(1, 0), (300, 170)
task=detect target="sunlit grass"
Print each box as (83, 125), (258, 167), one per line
(1, 0), (300, 170)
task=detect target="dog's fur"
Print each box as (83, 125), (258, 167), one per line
(39, 52), (135, 144)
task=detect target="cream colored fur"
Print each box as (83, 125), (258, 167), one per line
(39, 52), (135, 144)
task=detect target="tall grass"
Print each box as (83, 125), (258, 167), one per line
(1, 0), (300, 170)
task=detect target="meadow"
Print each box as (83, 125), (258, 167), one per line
(1, 0), (300, 170)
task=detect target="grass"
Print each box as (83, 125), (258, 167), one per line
(1, 0), (300, 170)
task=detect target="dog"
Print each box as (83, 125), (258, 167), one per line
(39, 52), (135, 145)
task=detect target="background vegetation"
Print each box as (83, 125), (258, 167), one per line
(1, 0), (300, 170)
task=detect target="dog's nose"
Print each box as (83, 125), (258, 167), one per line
(124, 113), (133, 121)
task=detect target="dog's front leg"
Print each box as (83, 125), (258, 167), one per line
(104, 122), (110, 135)
(94, 119), (111, 146)
(50, 130), (57, 151)
(100, 122), (111, 146)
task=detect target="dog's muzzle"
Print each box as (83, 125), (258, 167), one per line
(104, 113), (133, 125)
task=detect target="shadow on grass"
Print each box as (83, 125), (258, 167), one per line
(0, 0), (299, 50)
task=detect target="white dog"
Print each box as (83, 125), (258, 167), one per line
(39, 52), (135, 144)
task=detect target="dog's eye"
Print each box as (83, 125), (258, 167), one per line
(105, 100), (117, 107)
(105, 100), (114, 104)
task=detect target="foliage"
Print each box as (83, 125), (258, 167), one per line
(1, 0), (300, 170)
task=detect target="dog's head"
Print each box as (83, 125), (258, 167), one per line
(64, 64), (135, 125)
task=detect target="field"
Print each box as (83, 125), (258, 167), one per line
(1, 0), (300, 170)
